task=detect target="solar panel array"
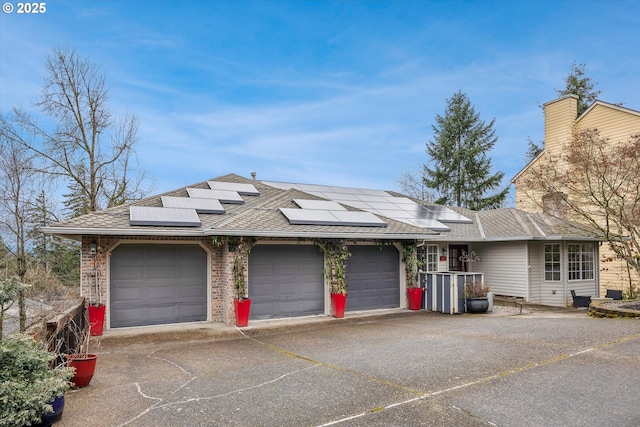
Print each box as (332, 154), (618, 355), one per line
(207, 181), (260, 196)
(161, 196), (225, 214)
(186, 188), (245, 204)
(130, 180), (258, 227)
(280, 208), (387, 227)
(264, 181), (473, 232)
(130, 206), (201, 227)
(293, 199), (346, 211)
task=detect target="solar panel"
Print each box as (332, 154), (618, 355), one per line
(207, 181), (260, 196)
(129, 206), (201, 227)
(280, 208), (386, 227)
(406, 218), (451, 232)
(330, 210), (387, 227)
(263, 180), (470, 231)
(424, 205), (473, 223)
(161, 196), (225, 214)
(293, 199), (346, 211)
(186, 188), (244, 204)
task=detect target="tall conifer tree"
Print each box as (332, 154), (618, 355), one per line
(424, 91), (508, 210)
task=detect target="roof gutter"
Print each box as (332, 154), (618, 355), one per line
(42, 226), (435, 241)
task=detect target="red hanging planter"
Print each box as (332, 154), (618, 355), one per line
(407, 288), (423, 310)
(234, 298), (251, 327)
(88, 304), (106, 336)
(330, 293), (347, 318)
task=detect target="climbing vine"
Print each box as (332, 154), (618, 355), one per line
(402, 242), (421, 289)
(212, 236), (256, 300)
(315, 239), (351, 295)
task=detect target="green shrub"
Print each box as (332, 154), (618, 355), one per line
(0, 334), (73, 427)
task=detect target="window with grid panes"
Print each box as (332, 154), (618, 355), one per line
(544, 243), (561, 281)
(568, 243), (594, 280)
(425, 245), (439, 272)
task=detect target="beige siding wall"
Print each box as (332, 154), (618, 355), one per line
(543, 96), (578, 155)
(577, 104), (640, 143)
(599, 244), (640, 297)
(471, 242), (528, 298)
(515, 98), (640, 298)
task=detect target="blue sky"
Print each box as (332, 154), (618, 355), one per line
(1, 0), (639, 205)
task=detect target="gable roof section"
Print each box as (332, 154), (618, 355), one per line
(442, 206), (601, 242)
(511, 98), (640, 184)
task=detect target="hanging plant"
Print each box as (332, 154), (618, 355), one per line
(316, 239), (351, 295)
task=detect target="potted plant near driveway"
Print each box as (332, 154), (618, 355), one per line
(231, 237), (255, 327)
(465, 280), (491, 313)
(87, 241), (106, 336)
(403, 242), (423, 310)
(66, 309), (98, 388)
(317, 240), (351, 318)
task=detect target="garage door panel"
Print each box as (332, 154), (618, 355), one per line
(249, 245), (323, 320)
(347, 245), (400, 311)
(146, 265), (177, 279)
(110, 244), (207, 328)
(110, 284), (144, 301)
(111, 265), (144, 280)
(180, 284), (207, 298)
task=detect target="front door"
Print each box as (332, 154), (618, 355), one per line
(449, 245), (468, 271)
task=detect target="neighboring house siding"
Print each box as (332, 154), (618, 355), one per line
(578, 105), (640, 143)
(472, 242), (528, 298)
(514, 96), (640, 296)
(543, 96), (577, 154)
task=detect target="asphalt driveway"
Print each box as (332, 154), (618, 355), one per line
(57, 308), (640, 426)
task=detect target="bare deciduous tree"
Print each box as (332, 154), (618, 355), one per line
(0, 47), (151, 215)
(520, 129), (640, 297)
(0, 139), (38, 331)
(395, 166), (434, 203)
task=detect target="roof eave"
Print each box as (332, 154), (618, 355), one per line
(43, 226), (436, 241)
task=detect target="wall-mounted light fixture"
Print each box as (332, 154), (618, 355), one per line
(442, 247), (447, 255)
(89, 240), (98, 255)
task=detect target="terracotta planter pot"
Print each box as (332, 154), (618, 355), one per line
(234, 298), (251, 327)
(88, 304), (106, 336)
(67, 354), (98, 387)
(407, 287), (423, 310)
(330, 293), (347, 318)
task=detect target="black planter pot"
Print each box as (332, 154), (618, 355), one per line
(466, 298), (489, 313)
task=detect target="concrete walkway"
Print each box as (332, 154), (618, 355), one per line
(58, 304), (640, 426)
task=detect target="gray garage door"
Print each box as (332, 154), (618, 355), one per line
(346, 245), (400, 311)
(248, 245), (324, 320)
(110, 244), (207, 328)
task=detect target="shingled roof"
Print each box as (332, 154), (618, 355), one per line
(44, 173), (601, 243)
(44, 174), (436, 241)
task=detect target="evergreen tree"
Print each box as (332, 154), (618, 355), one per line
(424, 91), (508, 210)
(525, 137), (543, 163)
(555, 62), (601, 116)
